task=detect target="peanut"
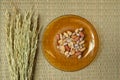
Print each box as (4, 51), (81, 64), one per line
(70, 49), (75, 55)
(68, 42), (74, 48)
(60, 33), (63, 39)
(79, 28), (83, 31)
(56, 34), (60, 40)
(66, 54), (70, 58)
(64, 45), (71, 51)
(79, 40), (85, 45)
(78, 55), (82, 59)
(63, 32), (69, 37)
(80, 37), (84, 41)
(67, 31), (72, 36)
(59, 45), (65, 52)
(71, 35), (77, 39)
(73, 36), (80, 41)
(65, 51), (69, 56)
(75, 29), (79, 33)
(80, 47), (86, 52)
(58, 40), (63, 45)
(79, 32), (84, 38)
(75, 51), (82, 56)
(63, 42), (68, 46)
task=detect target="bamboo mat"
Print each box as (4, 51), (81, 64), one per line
(0, 0), (119, 80)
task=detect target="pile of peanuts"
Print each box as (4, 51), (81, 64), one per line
(56, 28), (86, 59)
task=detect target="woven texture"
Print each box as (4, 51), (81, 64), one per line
(0, 0), (120, 80)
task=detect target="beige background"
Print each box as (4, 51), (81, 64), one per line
(0, 0), (120, 80)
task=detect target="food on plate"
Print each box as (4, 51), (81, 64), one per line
(56, 28), (86, 59)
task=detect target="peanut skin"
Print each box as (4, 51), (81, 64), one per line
(64, 45), (71, 52)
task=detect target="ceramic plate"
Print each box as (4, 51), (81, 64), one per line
(42, 15), (99, 71)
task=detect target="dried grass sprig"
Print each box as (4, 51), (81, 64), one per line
(5, 8), (40, 80)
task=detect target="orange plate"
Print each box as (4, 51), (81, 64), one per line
(42, 15), (99, 71)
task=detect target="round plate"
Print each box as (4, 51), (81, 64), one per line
(42, 15), (99, 71)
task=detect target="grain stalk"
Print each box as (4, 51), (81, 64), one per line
(5, 9), (40, 80)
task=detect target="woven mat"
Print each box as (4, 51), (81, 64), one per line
(0, 0), (120, 80)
